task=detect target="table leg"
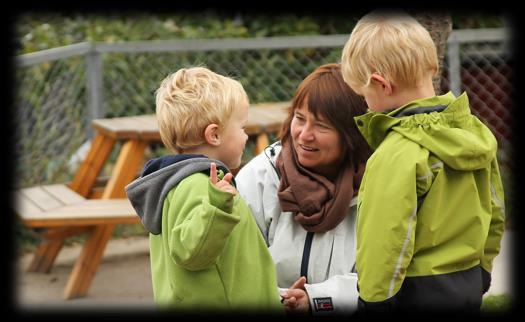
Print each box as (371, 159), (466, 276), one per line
(28, 227), (92, 273)
(28, 240), (64, 273)
(62, 139), (148, 299)
(63, 224), (115, 299)
(69, 133), (116, 198)
(102, 139), (148, 199)
(255, 133), (269, 156)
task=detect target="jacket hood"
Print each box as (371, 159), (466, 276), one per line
(354, 92), (497, 171)
(125, 154), (230, 235)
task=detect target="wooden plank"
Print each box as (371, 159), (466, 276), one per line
(113, 116), (147, 134)
(91, 119), (120, 139)
(131, 115), (161, 141)
(19, 186), (64, 211)
(92, 117), (140, 140)
(55, 199), (136, 213)
(24, 217), (139, 228)
(246, 104), (288, 136)
(20, 197), (138, 228)
(14, 192), (45, 217)
(40, 226), (93, 239)
(42, 184), (85, 205)
(22, 199), (136, 219)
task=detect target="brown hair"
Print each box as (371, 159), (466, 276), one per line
(280, 63), (371, 167)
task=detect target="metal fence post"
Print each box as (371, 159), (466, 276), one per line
(85, 43), (103, 138)
(447, 35), (461, 96)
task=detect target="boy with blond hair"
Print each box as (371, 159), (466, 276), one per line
(125, 67), (282, 313)
(340, 11), (505, 313)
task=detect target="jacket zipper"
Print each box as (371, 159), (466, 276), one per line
(300, 232), (315, 282)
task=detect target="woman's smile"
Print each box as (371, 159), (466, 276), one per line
(298, 144), (319, 153)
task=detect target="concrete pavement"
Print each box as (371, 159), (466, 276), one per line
(13, 229), (514, 311)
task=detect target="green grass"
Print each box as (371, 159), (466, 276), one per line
(481, 294), (512, 313)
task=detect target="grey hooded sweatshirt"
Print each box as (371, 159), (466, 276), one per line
(125, 154), (230, 234)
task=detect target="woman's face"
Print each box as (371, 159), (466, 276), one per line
(290, 99), (343, 178)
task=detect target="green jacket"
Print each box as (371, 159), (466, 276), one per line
(126, 156), (282, 313)
(354, 92), (505, 308)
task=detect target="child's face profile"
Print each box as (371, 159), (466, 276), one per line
(216, 99), (249, 169)
(349, 80), (391, 113)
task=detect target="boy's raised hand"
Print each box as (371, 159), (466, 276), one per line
(210, 162), (237, 195)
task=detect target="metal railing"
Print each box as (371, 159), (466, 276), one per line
(13, 29), (513, 191)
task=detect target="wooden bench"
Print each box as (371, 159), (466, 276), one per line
(14, 184), (139, 299)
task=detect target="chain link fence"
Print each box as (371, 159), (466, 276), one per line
(14, 30), (514, 211)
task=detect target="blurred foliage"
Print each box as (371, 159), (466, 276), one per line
(14, 11), (505, 55)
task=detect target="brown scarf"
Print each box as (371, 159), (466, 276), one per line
(276, 141), (364, 233)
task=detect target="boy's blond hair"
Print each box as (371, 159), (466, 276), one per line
(341, 10), (438, 89)
(155, 67), (248, 153)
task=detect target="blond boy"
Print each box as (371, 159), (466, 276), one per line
(125, 67), (282, 313)
(341, 11), (505, 313)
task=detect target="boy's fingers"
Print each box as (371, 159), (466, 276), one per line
(222, 172), (233, 184)
(210, 162), (217, 183)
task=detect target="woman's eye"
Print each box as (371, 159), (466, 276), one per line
(294, 115), (305, 122)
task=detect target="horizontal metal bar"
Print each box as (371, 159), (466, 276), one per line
(16, 42), (94, 67)
(448, 28), (510, 43)
(94, 34), (351, 53)
(15, 28), (509, 67)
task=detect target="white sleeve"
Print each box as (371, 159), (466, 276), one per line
(236, 148), (281, 245)
(304, 273), (359, 317)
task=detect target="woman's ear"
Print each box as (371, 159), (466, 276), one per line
(204, 123), (221, 146)
(370, 73), (393, 95)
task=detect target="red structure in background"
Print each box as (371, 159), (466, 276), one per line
(441, 57), (514, 171)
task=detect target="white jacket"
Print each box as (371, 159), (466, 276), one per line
(236, 142), (359, 316)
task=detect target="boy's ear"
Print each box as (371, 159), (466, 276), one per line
(370, 73), (393, 95)
(204, 123), (221, 146)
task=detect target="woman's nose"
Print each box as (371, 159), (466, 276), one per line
(298, 123), (315, 141)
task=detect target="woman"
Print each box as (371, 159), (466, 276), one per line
(236, 63), (371, 316)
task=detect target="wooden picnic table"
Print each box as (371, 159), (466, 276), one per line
(31, 101), (289, 299)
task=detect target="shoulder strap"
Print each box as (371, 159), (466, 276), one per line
(263, 142), (282, 180)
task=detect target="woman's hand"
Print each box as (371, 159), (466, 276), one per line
(210, 162), (237, 195)
(281, 276), (310, 315)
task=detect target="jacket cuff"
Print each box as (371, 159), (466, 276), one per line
(304, 277), (358, 316)
(208, 180), (234, 213)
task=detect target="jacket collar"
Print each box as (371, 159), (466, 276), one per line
(354, 91), (462, 150)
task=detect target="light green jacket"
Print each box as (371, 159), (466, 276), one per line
(150, 172), (282, 312)
(354, 92), (505, 303)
